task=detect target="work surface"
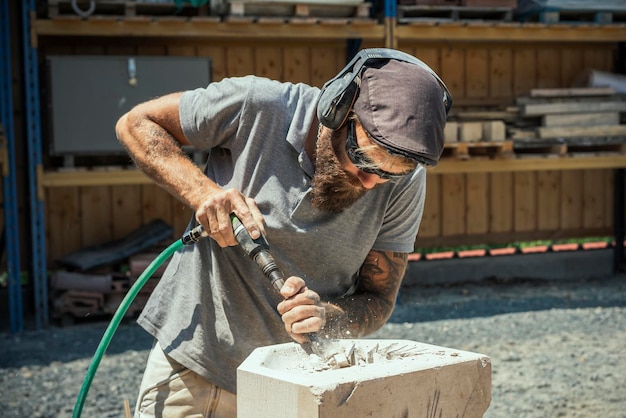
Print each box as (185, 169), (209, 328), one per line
(1, 274), (625, 417)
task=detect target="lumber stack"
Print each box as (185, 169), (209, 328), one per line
(511, 87), (626, 157)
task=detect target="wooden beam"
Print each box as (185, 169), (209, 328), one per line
(396, 22), (626, 43)
(41, 169), (151, 187)
(41, 155), (626, 187)
(32, 17), (385, 40)
(430, 155), (626, 174)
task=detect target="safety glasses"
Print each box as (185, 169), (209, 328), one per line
(344, 120), (411, 181)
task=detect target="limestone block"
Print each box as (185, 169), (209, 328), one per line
(444, 121), (459, 143)
(482, 120), (506, 141)
(459, 122), (484, 142)
(237, 339), (491, 418)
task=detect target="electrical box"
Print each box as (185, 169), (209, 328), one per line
(46, 55), (212, 156)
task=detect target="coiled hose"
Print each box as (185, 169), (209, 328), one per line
(72, 226), (205, 418)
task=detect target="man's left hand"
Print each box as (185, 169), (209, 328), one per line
(276, 276), (326, 343)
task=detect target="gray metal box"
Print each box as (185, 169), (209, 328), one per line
(47, 55), (211, 155)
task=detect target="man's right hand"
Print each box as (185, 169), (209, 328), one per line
(194, 187), (265, 248)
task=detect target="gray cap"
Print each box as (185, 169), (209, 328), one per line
(353, 59), (447, 167)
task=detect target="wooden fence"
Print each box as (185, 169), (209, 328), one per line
(38, 38), (620, 263)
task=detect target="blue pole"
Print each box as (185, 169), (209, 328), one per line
(22, 0), (48, 329)
(0, 0), (24, 333)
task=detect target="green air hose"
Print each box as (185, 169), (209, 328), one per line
(72, 226), (205, 418)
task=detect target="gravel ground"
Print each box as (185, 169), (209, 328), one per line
(1, 273), (625, 418)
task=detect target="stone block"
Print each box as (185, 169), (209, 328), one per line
(237, 339), (491, 418)
(459, 122), (484, 142)
(444, 121), (459, 143)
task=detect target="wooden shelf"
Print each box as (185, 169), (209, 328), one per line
(40, 155), (626, 187)
(432, 154), (626, 174)
(32, 17), (626, 42)
(41, 168), (151, 187)
(32, 17), (385, 41)
(396, 21), (626, 43)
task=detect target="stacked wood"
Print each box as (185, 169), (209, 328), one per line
(512, 87), (626, 156)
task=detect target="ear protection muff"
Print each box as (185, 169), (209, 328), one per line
(316, 48), (452, 130)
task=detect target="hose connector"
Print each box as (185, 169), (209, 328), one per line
(181, 225), (208, 245)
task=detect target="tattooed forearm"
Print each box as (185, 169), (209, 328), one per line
(322, 250), (408, 339)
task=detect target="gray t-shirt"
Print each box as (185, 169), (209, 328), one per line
(137, 76), (426, 394)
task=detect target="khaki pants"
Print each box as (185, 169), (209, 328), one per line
(134, 342), (237, 418)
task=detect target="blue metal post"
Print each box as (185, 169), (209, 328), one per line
(22, 0), (48, 328)
(0, 0), (24, 333)
(384, 0), (397, 49)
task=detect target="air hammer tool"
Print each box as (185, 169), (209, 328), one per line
(184, 215), (350, 367)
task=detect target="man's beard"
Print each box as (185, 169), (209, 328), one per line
(310, 126), (367, 213)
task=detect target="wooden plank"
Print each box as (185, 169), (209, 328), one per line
(542, 112), (620, 128)
(171, 199), (192, 238)
(412, 46), (440, 75)
(536, 170), (560, 230)
(465, 47), (488, 99)
(141, 184), (172, 224)
(419, 173), (441, 238)
(489, 172), (513, 233)
(227, 45), (256, 77)
(105, 44), (136, 56)
(522, 101), (626, 117)
(513, 46), (537, 97)
(34, 18), (386, 40)
(583, 48), (613, 73)
(530, 87), (616, 97)
(46, 187), (82, 262)
(455, 110), (517, 121)
(537, 124), (626, 139)
(560, 47), (584, 89)
(432, 155), (626, 174)
(513, 172), (536, 232)
(441, 47), (464, 104)
(537, 48), (561, 89)
(441, 173), (466, 236)
(167, 44), (197, 56)
(111, 185), (143, 240)
(489, 47), (513, 99)
(310, 45), (341, 88)
(604, 169), (614, 228)
(466, 172), (488, 234)
(197, 44), (226, 82)
(255, 46), (283, 80)
(283, 46), (311, 84)
(582, 169), (606, 229)
(560, 170), (583, 229)
(80, 185), (113, 247)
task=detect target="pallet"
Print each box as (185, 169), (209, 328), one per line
(397, 5), (514, 22)
(442, 140), (514, 160)
(47, 0), (209, 19)
(514, 137), (626, 158)
(518, 8), (626, 24)
(227, 0), (371, 19)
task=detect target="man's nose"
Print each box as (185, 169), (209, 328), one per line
(356, 171), (384, 189)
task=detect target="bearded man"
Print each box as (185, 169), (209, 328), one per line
(116, 48), (451, 418)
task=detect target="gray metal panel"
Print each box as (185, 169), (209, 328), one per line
(47, 55), (211, 155)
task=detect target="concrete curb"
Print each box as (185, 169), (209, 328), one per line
(403, 248), (615, 286)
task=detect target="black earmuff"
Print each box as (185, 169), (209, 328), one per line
(316, 48), (452, 130)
